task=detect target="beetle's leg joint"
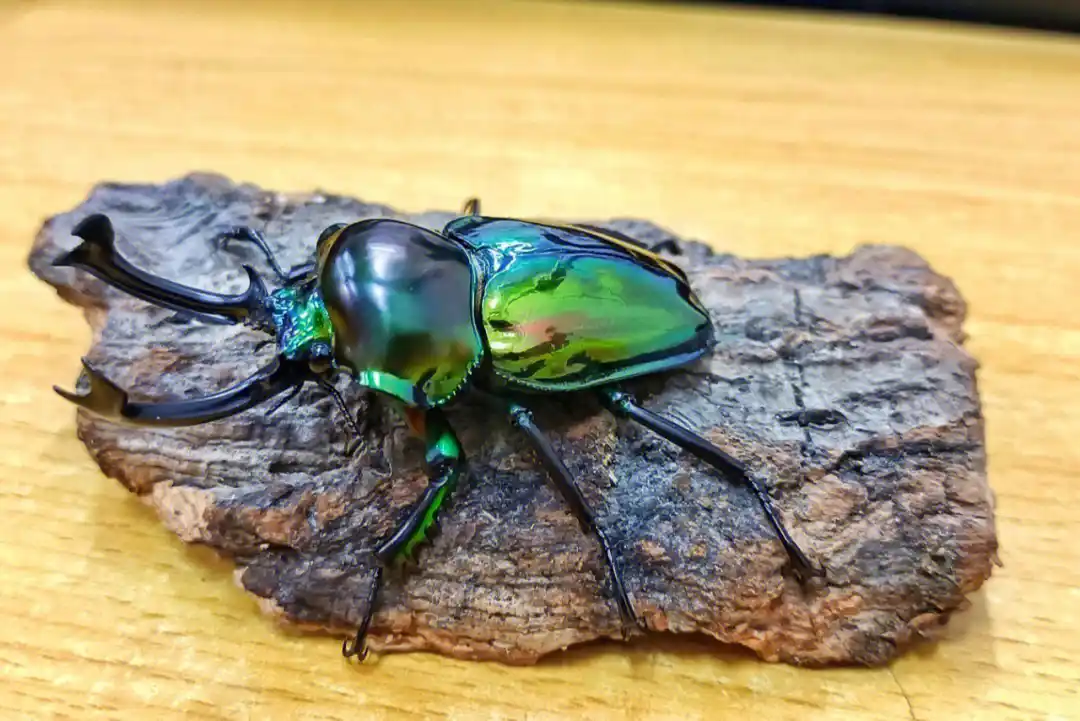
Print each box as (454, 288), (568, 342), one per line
(600, 388), (635, 415)
(508, 403), (533, 428)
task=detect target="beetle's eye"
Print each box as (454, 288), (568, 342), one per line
(308, 341), (333, 375)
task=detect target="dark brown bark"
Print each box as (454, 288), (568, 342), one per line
(28, 173), (996, 666)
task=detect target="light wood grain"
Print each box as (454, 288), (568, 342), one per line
(1, 1), (1078, 718)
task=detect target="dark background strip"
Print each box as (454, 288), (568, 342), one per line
(672, 1), (1080, 33)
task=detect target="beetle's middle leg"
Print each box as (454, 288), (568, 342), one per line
(506, 401), (642, 637)
(343, 405), (464, 661)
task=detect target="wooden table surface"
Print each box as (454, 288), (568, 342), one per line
(2, 1), (1078, 719)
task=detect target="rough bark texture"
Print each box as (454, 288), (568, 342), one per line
(28, 173), (996, 666)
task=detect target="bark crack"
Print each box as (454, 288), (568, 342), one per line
(790, 287), (813, 459)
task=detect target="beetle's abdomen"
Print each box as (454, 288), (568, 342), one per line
(318, 220), (484, 407)
(444, 217), (714, 391)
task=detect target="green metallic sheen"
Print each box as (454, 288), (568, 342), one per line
(267, 217), (712, 562)
(352, 370), (430, 407)
(443, 217), (714, 392)
(269, 285), (335, 361)
(317, 220), (485, 408)
(399, 417), (461, 560)
(399, 483), (451, 560)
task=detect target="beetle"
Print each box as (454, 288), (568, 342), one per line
(53, 199), (817, 660)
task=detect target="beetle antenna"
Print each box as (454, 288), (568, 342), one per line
(317, 377), (364, 454)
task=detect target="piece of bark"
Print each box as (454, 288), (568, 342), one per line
(28, 173), (996, 666)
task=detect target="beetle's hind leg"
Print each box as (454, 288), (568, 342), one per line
(646, 239), (680, 254)
(623, 235), (679, 255)
(215, 225), (314, 283)
(506, 402), (642, 637)
(461, 198), (481, 216)
(599, 389), (820, 581)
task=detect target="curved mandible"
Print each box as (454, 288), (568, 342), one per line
(54, 357), (307, 426)
(54, 214), (273, 330)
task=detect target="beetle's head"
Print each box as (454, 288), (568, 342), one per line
(268, 283), (337, 377)
(52, 214), (347, 429)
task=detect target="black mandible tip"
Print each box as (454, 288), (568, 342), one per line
(53, 214), (115, 269)
(53, 358), (127, 420)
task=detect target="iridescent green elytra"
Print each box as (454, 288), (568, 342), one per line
(271, 216), (713, 405)
(445, 216), (713, 391)
(56, 203), (816, 662)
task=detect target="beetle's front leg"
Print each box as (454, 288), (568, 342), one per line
(342, 405), (464, 661)
(214, 225), (315, 284)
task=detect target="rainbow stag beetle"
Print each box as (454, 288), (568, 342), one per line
(53, 199), (819, 659)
